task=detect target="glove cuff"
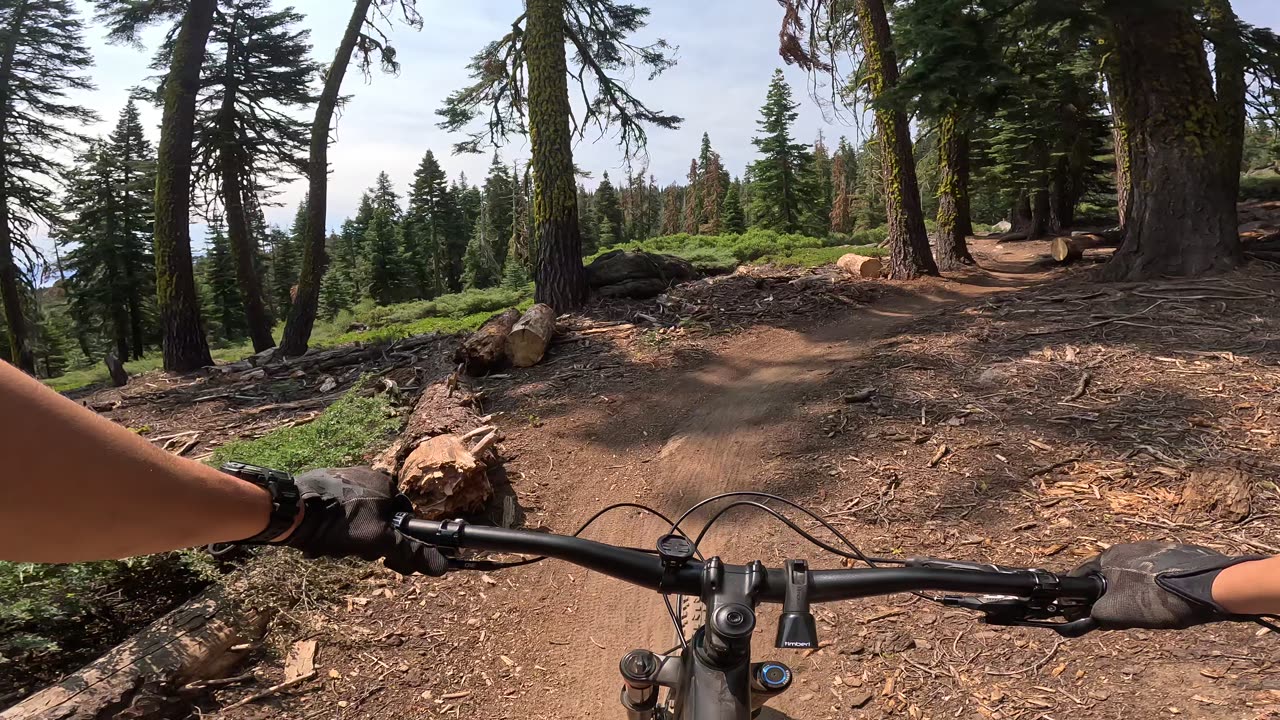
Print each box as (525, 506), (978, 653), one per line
(1157, 555), (1268, 620)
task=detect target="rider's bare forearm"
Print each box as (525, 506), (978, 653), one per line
(1213, 556), (1280, 615)
(0, 360), (282, 562)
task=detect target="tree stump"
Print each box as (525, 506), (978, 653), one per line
(507, 304), (556, 368)
(454, 308), (521, 376)
(836, 254), (884, 279)
(105, 349), (129, 388)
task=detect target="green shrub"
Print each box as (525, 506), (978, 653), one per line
(0, 552), (214, 664)
(211, 389), (402, 473)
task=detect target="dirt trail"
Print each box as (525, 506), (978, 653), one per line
(514, 244), (1054, 718)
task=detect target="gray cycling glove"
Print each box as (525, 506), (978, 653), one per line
(1072, 541), (1262, 629)
(282, 467), (448, 577)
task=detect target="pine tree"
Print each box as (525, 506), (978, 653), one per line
(463, 199), (502, 289)
(110, 100), (157, 358)
(700, 151), (727, 235)
(0, 0), (95, 374)
(318, 260), (355, 319)
(202, 221), (245, 341)
(660, 185), (682, 236)
(186, 0), (318, 352)
(440, 0), (680, 310)
(807, 132), (834, 236)
(578, 184), (600, 255)
(404, 152), (449, 297)
(595, 172), (624, 250)
(271, 202), (306, 313)
(682, 159), (700, 234)
(721, 180), (747, 234)
(748, 70), (815, 234)
(364, 172), (406, 304)
(281, 0), (422, 356)
(830, 137), (856, 234)
(482, 154), (515, 267)
(448, 178), (481, 291)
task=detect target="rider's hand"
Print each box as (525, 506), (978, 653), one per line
(1073, 541), (1261, 629)
(280, 467), (447, 576)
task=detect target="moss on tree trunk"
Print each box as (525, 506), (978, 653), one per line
(280, 0), (373, 357)
(154, 0), (215, 371)
(1101, 3), (1240, 280)
(935, 113), (974, 271)
(0, 0), (33, 374)
(855, 0), (937, 279)
(527, 0), (588, 309)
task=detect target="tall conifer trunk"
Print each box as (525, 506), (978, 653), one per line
(527, 0), (588, 309)
(0, 0), (33, 373)
(280, 0), (373, 356)
(154, 0), (215, 371)
(855, 0), (937, 279)
(1101, 2), (1240, 280)
(935, 113), (974, 270)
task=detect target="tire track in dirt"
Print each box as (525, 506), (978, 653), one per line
(523, 261), (1048, 718)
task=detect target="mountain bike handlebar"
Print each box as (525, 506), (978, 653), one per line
(394, 516), (1104, 605)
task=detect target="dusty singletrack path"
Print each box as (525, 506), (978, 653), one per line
(498, 242), (1053, 718)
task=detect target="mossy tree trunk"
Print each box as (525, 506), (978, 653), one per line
(855, 0), (938, 279)
(934, 112), (975, 270)
(1100, 2), (1240, 280)
(0, 0), (33, 373)
(280, 0), (373, 357)
(527, 0), (588, 309)
(217, 33), (274, 354)
(154, 0), (215, 371)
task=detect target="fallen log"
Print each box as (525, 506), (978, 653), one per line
(1050, 237), (1085, 264)
(836, 254), (884, 279)
(507, 304), (556, 368)
(455, 308), (521, 376)
(1, 587), (272, 720)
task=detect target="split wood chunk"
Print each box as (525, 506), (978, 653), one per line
(836, 254), (884, 279)
(1176, 468), (1252, 523)
(398, 434), (493, 519)
(1050, 237), (1085, 264)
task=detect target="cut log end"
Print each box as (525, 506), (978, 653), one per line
(1050, 237), (1085, 264)
(836, 254), (884, 279)
(455, 308), (521, 376)
(507, 303), (556, 368)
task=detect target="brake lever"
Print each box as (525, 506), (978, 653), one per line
(939, 595), (1098, 638)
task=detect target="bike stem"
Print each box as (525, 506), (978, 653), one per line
(619, 556), (795, 720)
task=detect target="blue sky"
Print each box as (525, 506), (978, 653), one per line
(66, 0), (1280, 250)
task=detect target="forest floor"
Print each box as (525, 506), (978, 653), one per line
(44, 213), (1280, 720)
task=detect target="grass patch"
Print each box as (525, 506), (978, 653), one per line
(47, 285), (537, 393)
(210, 388), (402, 474)
(754, 244), (888, 268)
(1241, 171), (1280, 201)
(597, 227), (890, 275)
